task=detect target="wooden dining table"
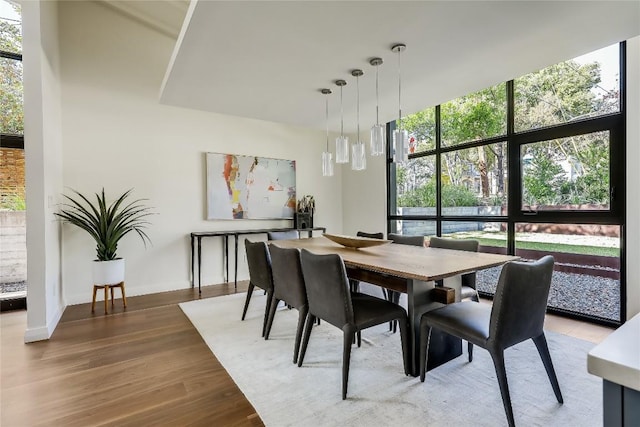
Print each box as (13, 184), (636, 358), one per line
(272, 235), (520, 376)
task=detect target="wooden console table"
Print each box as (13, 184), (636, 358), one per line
(190, 227), (326, 294)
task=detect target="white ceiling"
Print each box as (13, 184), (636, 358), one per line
(153, 1), (640, 133)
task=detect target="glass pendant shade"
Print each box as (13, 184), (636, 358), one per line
(370, 124), (385, 156)
(351, 141), (366, 171)
(393, 128), (409, 163)
(335, 135), (349, 163)
(322, 151), (334, 176)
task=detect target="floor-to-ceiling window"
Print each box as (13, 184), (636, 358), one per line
(387, 42), (625, 325)
(1, 0), (26, 310)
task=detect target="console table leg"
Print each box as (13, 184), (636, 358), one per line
(234, 234), (238, 291)
(190, 235), (195, 287)
(197, 236), (202, 295)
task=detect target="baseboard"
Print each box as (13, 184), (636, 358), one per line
(23, 303), (64, 343)
(64, 280), (191, 305)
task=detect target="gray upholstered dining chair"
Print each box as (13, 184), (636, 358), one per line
(267, 230), (300, 240)
(419, 256), (562, 427)
(386, 232), (425, 332)
(242, 239), (274, 338)
(349, 231), (385, 293)
(388, 232), (425, 247)
(298, 249), (410, 400)
(428, 237), (480, 301)
(264, 244), (308, 364)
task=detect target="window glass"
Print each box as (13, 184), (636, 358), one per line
(389, 220), (436, 238)
(521, 131), (609, 211)
(441, 142), (507, 216)
(515, 43), (620, 131)
(401, 107), (436, 153)
(441, 83), (506, 147)
(515, 223), (620, 322)
(395, 155), (436, 212)
(0, 0), (21, 55)
(0, 56), (23, 134)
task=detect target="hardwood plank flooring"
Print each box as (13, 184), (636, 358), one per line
(1, 282), (262, 427)
(1, 281), (614, 426)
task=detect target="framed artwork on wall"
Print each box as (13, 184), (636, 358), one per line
(206, 152), (296, 220)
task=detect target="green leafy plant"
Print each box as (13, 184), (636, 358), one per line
(54, 188), (153, 261)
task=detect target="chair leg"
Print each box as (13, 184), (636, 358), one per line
(241, 283), (255, 320)
(293, 306), (308, 364)
(419, 324), (432, 382)
(533, 334), (564, 404)
(357, 331), (361, 348)
(468, 341), (474, 362)
(398, 316), (410, 376)
(490, 349), (516, 427)
(264, 295), (279, 340)
(342, 328), (355, 400)
(298, 314), (315, 367)
(262, 290), (273, 338)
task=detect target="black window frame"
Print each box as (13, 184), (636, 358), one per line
(387, 42), (626, 326)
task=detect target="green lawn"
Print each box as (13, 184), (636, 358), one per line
(473, 237), (619, 257)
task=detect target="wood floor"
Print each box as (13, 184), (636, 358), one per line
(1, 282), (614, 426)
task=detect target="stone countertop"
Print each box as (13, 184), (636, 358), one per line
(587, 313), (640, 391)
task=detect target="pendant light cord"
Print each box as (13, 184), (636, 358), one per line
(325, 95), (329, 151)
(397, 48), (402, 132)
(356, 74), (360, 138)
(375, 65), (380, 125)
(340, 85), (344, 137)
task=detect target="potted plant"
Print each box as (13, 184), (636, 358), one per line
(54, 188), (153, 285)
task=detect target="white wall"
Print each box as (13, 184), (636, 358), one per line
(57, 1), (343, 305)
(22, 0), (65, 342)
(341, 129), (388, 236)
(625, 36), (639, 319)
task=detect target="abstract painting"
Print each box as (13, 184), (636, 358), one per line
(206, 153), (296, 220)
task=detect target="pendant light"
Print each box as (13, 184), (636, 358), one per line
(320, 88), (334, 177)
(351, 69), (366, 171)
(335, 79), (349, 163)
(392, 43), (409, 163)
(369, 57), (385, 156)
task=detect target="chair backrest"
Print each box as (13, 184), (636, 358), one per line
(356, 231), (384, 239)
(300, 249), (353, 329)
(269, 244), (306, 309)
(428, 237), (479, 287)
(267, 230), (300, 240)
(488, 255), (555, 349)
(388, 233), (425, 247)
(244, 239), (273, 291)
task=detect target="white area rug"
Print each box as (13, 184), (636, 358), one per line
(180, 293), (602, 427)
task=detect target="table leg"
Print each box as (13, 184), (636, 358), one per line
(190, 234), (195, 288)
(197, 236), (202, 295)
(406, 276), (463, 376)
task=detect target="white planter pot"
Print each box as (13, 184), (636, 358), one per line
(92, 258), (125, 285)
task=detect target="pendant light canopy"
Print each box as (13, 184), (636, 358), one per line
(335, 79), (349, 164)
(351, 69), (366, 171)
(392, 43), (409, 163)
(369, 57), (385, 156)
(321, 88), (334, 177)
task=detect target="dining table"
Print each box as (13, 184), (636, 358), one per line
(272, 235), (520, 376)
